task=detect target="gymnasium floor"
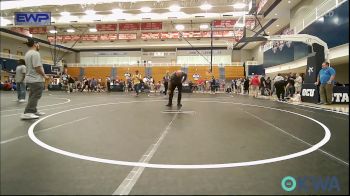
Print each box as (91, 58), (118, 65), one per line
(0, 91), (349, 195)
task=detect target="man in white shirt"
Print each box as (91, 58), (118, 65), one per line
(21, 38), (49, 120)
(15, 59), (27, 102)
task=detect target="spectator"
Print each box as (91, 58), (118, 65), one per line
(163, 71), (170, 95)
(274, 73), (286, 102)
(259, 75), (266, 96)
(132, 70), (142, 96)
(210, 76), (216, 94)
(265, 77), (272, 96)
(294, 73), (303, 94)
(244, 78), (250, 95)
(250, 75), (260, 97)
(315, 62), (336, 105)
(67, 75), (75, 93)
(15, 59), (27, 102)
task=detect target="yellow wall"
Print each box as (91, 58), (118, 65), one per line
(66, 67), (81, 79)
(225, 66), (245, 79)
(152, 66), (181, 82)
(83, 67), (111, 79)
(116, 67), (145, 80)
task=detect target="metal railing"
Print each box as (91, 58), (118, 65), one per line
(0, 52), (54, 65)
(66, 62), (244, 67)
(293, 0), (347, 33)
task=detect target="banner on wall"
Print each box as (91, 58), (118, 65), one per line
(141, 32), (161, 39)
(96, 24), (117, 31)
(15, 12), (51, 26)
(119, 23), (140, 31)
(10, 27), (31, 36)
(141, 22), (162, 30)
(29, 27), (47, 34)
(118, 33), (137, 40)
(213, 20), (236, 28)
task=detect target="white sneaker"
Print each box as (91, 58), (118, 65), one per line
(21, 113), (39, 120)
(35, 111), (45, 116)
(18, 99), (27, 103)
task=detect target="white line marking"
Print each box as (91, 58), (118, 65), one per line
(162, 110), (195, 114)
(1, 97), (71, 112)
(243, 110), (348, 166)
(1, 117), (89, 145)
(1, 102), (89, 118)
(27, 100), (337, 169)
(113, 113), (178, 195)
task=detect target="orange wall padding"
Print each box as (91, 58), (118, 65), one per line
(83, 67), (112, 79)
(187, 66), (219, 81)
(116, 67), (146, 81)
(152, 66), (181, 83)
(66, 67), (80, 79)
(225, 66), (245, 79)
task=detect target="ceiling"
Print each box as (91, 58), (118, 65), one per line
(0, 0), (303, 50)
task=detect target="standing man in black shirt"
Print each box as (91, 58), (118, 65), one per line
(166, 70), (187, 107)
(163, 71), (170, 95)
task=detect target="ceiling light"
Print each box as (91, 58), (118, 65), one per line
(67, 29), (75, 33)
(140, 7), (152, 13)
(175, 24), (185, 31)
(275, 13), (278, 15)
(60, 11), (70, 16)
(200, 3), (212, 11)
(89, 28), (97, 32)
(85, 10), (96, 15)
(317, 16), (324, 22)
(288, 0), (291, 3)
(111, 8), (123, 14)
(169, 5), (181, 12)
(276, 24), (280, 27)
(200, 24), (209, 29)
(233, 3), (246, 9)
(49, 30), (57, 34)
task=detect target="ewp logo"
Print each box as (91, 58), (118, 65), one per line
(281, 176), (340, 192)
(15, 12), (51, 26)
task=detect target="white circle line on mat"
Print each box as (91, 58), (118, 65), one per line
(28, 100), (331, 169)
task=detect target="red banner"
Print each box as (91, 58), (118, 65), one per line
(119, 23), (140, 31)
(141, 22), (162, 30)
(161, 32), (179, 39)
(29, 27), (47, 34)
(245, 19), (256, 30)
(118, 33), (137, 40)
(141, 32), (161, 39)
(213, 20), (236, 28)
(11, 27), (31, 36)
(96, 24), (117, 31)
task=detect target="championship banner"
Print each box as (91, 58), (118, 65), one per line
(141, 22), (162, 30)
(118, 33), (137, 40)
(29, 27), (47, 34)
(141, 32), (161, 39)
(119, 23), (140, 31)
(213, 20), (236, 28)
(10, 27), (31, 36)
(96, 24), (117, 31)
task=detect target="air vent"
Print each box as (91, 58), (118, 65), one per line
(118, 19), (126, 21)
(223, 14), (233, 17)
(70, 21), (78, 23)
(94, 20), (101, 22)
(195, 15), (205, 18)
(142, 18), (151, 20)
(168, 17), (177, 19)
(51, 22), (55, 24)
